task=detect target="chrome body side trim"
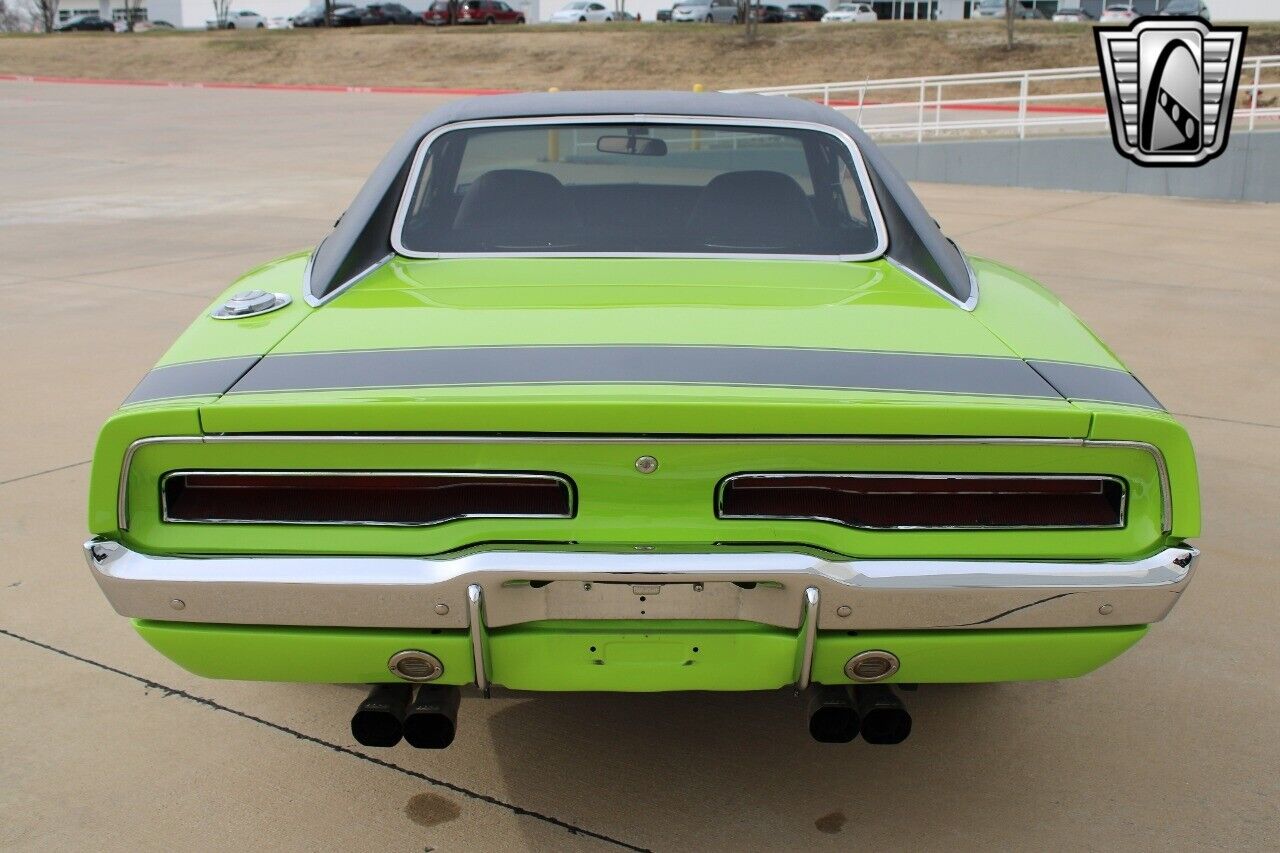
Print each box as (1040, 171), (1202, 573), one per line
(958, 247), (981, 311)
(885, 256), (978, 312)
(715, 472), (1129, 531)
(302, 251), (393, 308)
(158, 469), (577, 527)
(85, 540), (1198, 632)
(389, 115), (891, 264)
(115, 434), (1173, 533)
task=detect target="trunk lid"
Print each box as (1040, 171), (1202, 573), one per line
(200, 258), (1090, 437)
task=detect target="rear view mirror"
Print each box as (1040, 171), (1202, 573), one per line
(596, 135), (668, 156)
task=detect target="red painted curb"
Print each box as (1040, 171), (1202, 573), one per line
(0, 73), (516, 96)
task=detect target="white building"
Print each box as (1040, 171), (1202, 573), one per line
(57, 0), (308, 26)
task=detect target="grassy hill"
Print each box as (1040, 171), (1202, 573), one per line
(3, 22), (1278, 91)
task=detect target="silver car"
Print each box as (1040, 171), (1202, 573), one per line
(670, 0), (739, 23)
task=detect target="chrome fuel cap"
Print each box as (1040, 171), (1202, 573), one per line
(212, 290), (291, 319)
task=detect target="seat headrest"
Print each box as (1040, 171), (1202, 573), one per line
(687, 170), (816, 249)
(454, 169), (583, 231)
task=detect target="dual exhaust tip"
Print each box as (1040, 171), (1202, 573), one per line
(352, 649), (909, 748)
(808, 684), (912, 745)
(351, 683), (461, 749)
(353, 682), (910, 748)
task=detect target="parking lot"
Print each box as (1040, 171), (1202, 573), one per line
(1, 80), (1277, 851)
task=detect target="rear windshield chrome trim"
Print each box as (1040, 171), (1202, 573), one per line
(389, 114), (891, 264)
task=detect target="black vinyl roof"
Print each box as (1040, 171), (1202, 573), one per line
(306, 91), (976, 308)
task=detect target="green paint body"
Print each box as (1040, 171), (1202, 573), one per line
(93, 252), (1198, 687)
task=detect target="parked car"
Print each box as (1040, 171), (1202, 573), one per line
(821, 3), (876, 23)
(422, 0), (451, 23)
(670, 0), (738, 23)
(1160, 0), (1209, 18)
(86, 91), (1201, 751)
(1099, 4), (1139, 22)
(331, 5), (366, 24)
(54, 13), (115, 30)
(784, 3), (828, 21)
(457, 0), (525, 23)
(208, 9), (267, 27)
(656, 7), (671, 20)
(1051, 6), (1094, 20)
(549, 0), (614, 20)
(358, 2), (420, 23)
(292, 2), (354, 25)
(974, 0), (1043, 18)
(752, 3), (787, 22)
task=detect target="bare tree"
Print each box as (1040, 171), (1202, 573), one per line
(0, 0), (28, 30)
(1005, 0), (1015, 51)
(31, 0), (59, 31)
(122, 0), (143, 30)
(743, 0), (757, 40)
(211, 0), (231, 26)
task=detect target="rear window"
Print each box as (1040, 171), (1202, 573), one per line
(394, 121), (884, 258)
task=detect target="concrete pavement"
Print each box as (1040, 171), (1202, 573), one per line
(1, 80), (1277, 852)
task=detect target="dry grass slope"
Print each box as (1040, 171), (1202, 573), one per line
(3, 22), (1277, 92)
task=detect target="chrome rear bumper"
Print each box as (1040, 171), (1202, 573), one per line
(85, 540), (1197, 633)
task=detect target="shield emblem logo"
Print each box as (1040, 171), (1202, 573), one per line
(1095, 17), (1248, 167)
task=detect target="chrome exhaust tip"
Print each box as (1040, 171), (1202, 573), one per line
(807, 685), (860, 743)
(854, 684), (912, 745)
(350, 683), (412, 747)
(403, 685), (461, 750)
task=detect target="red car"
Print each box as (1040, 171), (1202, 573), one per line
(457, 0), (525, 23)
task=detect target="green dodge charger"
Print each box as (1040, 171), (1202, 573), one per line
(85, 92), (1199, 748)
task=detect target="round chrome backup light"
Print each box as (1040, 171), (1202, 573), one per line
(845, 650), (900, 682)
(387, 650), (444, 683)
(211, 289), (291, 319)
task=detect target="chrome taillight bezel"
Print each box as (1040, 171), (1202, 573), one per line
(715, 473), (1128, 530)
(160, 470), (576, 527)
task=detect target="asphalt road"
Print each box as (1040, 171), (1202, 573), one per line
(1, 80), (1276, 852)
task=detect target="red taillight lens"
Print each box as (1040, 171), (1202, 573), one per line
(163, 472), (574, 526)
(718, 474), (1125, 530)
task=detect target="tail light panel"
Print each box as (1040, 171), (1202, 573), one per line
(162, 471), (575, 527)
(717, 474), (1127, 530)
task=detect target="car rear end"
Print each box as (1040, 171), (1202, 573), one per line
(423, 0), (450, 23)
(670, 2), (707, 22)
(88, 377), (1197, 685)
(86, 102), (1200, 748)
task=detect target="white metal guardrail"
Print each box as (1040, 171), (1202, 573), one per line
(725, 55), (1280, 141)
